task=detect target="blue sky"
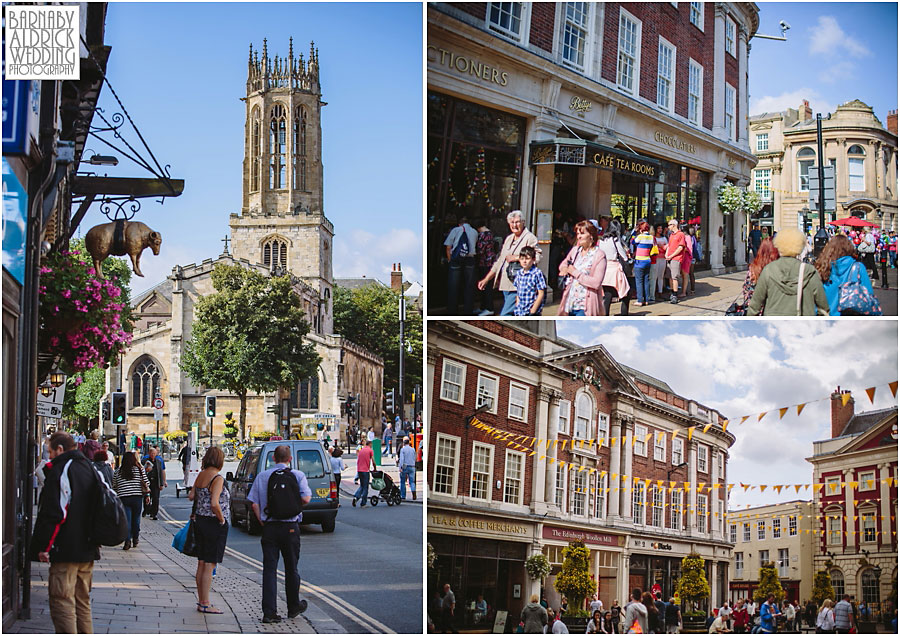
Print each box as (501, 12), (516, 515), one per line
(79, 3), (422, 297)
(557, 319), (898, 509)
(750, 2), (898, 119)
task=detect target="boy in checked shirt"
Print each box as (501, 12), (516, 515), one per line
(513, 246), (547, 316)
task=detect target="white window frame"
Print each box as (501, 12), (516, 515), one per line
(557, 399), (571, 436)
(755, 168), (772, 201)
(778, 548), (790, 577)
(672, 437), (684, 465)
(476, 371), (499, 415)
(572, 469), (588, 517)
(434, 433), (460, 496)
(759, 549), (769, 569)
(653, 431), (666, 462)
(718, 452), (725, 480)
(487, 2), (529, 42)
(594, 473), (607, 519)
(670, 490), (682, 530)
(561, 2), (591, 71)
(718, 500), (725, 534)
(690, 2), (704, 30)
(825, 476), (842, 495)
(632, 481), (646, 525)
(574, 393), (592, 440)
(743, 523), (751, 542)
(735, 552), (744, 578)
(688, 59), (703, 126)
(758, 520), (766, 540)
(616, 7), (642, 95)
(554, 464), (567, 509)
(859, 471), (876, 491)
(651, 486), (665, 527)
(597, 413), (609, 447)
(440, 359), (466, 405)
(508, 382), (529, 422)
(773, 517), (782, 539)
(862, 514), (877, 543)
(503, 449), (525, 505)
(789, 516), (798, 536)
(849, 157), (865, 191)
(725, 82), (736, 141)
(656, 36), (676, 113)
(827, 512), (842, 545)
(729, 524), (737, 543)
(756, 133), (769, 152)
(725, 16), (736, 56)
(634, 423), (648, 457)
(697, 494), (708, 533)
(798, 147), (816, 192)
(470, 442), (494, 500)
(697, 444), (708, 473)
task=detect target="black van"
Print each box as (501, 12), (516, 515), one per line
(226, 440), (338, 533)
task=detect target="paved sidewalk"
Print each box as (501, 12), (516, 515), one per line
(10, 515), (328, 634)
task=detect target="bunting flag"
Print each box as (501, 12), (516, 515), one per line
(778, 407), (789, 420)
(758, 412), (768, 422)
(703, 423), (712, 434)
(891, 381), (898, 398)
(842, 392), (852, 407)
(865, 387), (877, 403)
(722, 420), (729, 432)
(740, 416), (750, 425)
(688, 427), (695, 441)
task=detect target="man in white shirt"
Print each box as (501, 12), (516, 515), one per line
(397, 437), (417, 500)
(589, 594), (603, 614)
(443, 216), (478, 315)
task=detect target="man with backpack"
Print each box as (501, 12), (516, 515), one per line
(31, 431), (101, 634)
(248, 445), (312, 624)
(443, 215), (478, 315)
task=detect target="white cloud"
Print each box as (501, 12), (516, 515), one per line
(818, 60), (855, 85)
(808, 16), (871, 58)
(333, 227), (422, 286)
(750, 89), (835, 118)
(128, 244), (203, 299)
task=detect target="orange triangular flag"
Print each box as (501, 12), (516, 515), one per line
(865, 387), (876, 403)
(842, 392), (852, 406)
(890, 381), (898, 398)
(778, 407), (789, 419)
(774, 485), (784, 494)
(688, 427), (695, 441)
(722, 420), (729, 432)
(758, 412), (767, 422)
(794, 485), (803, 493)
(797, 403), (806, 416)
(702, 424), (712, 434)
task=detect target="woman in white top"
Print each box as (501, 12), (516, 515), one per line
(477, 210), (540, 316)
(597, 221), (632, 316)
(651, 224), (669, 299)
(816, 599), (835, 633)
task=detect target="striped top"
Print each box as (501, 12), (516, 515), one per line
(113, 463), (150, 497)
(631, 232), (655, 262)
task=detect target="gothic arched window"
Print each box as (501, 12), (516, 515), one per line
(269, 104), (287, 189)
(292, 107), (308, 190)
(131, 358), (160, 408)
(296, 375), (319, 410)
(262, 238), (288, 269)
(251, 107), (261, 192)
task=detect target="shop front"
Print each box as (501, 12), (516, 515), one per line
(428, 510), (533, 632)
(540, 524), (625, 610)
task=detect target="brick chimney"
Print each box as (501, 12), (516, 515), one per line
(830, 386), (855, 438)
(391, 263), (403, 293)
(799, 99), (813, 121)
(887, 109), (897, 135)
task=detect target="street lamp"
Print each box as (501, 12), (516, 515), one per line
(49, 370), (66, 387)
(38, 382), (53, 397)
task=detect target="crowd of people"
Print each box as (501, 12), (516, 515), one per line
(443, 211), (706, 316)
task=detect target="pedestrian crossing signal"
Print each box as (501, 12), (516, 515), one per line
(205, 396), (216, 418)
(112, 392), (127, 424)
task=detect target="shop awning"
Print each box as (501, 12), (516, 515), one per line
(529, 138), (660, 180)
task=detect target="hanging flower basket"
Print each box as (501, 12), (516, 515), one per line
(716, 184), (764, 216)
(525, 553), (551, 580)
(38, 249), (132, 378)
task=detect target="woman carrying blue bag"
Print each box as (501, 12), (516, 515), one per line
(815, 235), (883, 316)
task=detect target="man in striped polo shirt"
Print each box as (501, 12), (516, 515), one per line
(630, 220), (655, 306)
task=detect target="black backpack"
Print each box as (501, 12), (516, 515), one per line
(88, 463), (129, 546)
(265, 467), (303, 519)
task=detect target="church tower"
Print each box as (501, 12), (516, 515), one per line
(230, 38), (333, 334)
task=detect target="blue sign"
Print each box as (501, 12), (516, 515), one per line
(2, 157), (28, 284)
(2, 79), (40, 156)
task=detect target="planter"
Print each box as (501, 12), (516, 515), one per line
(682, 615), (708, 634)
(223, 431), (237, 439)
(560, 616), (588, 633)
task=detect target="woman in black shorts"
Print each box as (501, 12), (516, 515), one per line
(188, 446), (230, 614)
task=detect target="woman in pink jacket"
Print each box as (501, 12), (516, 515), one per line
(557, 220), (607, 316)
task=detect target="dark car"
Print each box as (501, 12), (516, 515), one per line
(226, 440), (337, 533)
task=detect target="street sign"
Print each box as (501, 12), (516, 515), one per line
(36, 384), (66, 419)
(153, 397), (164, 409)
(153, 408), (163, 421)
(808, 165), (835, 212)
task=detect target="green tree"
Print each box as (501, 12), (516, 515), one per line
(333, 284), (422, 400)
(812, 570), (836, 606)
(753, 562), (785, 604)
(554, 541), (594, 616)
(676, 553), (710, 614)
(180, 264), (321, 438)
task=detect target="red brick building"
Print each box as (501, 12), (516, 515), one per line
(428, 2), (760, 310)
(807, 389), (897, 613)
(427, 321), (735, 629)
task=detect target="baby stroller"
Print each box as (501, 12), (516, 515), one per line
(368, 470), (402, 506)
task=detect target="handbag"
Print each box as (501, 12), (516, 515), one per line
(837, 262), (883, 316)
(506, 260), (522, 283)
(172, 483), (199, 557)
(558, 247), (582, 291)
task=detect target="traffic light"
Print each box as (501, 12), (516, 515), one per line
(100, 399), (110, 423)
(344, 395), (355, 418)
(111, 392), (127, 425)
(385, 389), (395, 414)
(205, 396), (216, 418)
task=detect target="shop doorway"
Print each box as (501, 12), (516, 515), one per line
(549, 166), (580, 288)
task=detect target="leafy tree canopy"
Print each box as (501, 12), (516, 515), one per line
(753, 562), (785, 603)
(812, 570), (836, 606)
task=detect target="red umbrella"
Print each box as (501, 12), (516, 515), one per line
(828, 217), (879, 228)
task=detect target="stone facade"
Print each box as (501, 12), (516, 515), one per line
(104, 39), (383, 439)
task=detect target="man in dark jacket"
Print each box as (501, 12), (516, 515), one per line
(31, 432), (100, 634)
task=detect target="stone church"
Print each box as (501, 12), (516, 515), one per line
(105, 39), (384, 439)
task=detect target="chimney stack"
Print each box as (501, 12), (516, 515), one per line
(830, 386), (855, 438)
(887, 109), (897, 135)
(391, 263), (403, 293)
(799, 99), (813, 121)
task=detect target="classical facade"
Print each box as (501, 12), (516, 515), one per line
(806, 389), (897, 612)
(727, 500), (816, 604)
(106, 39), (383, 439)
(427, 321), (734, 630)
(428, 2), (761, 310)
(749, 99), (898, 232)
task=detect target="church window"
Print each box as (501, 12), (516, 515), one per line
(269, 104), (287, 189)
(251, 107), (261, 192)
(131, 358), (160, 408)
(293, 107), (308, 190)
(292, 375), (319, 410)
(262, 238), (288, 269)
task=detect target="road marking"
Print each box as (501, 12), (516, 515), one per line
(157, 507), (394, 634)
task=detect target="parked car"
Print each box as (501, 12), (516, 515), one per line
(226, 440), (338, 533)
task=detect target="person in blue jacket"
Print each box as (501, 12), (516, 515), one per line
(814, 234), (877, 315)
(758, 594), (781, 634)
